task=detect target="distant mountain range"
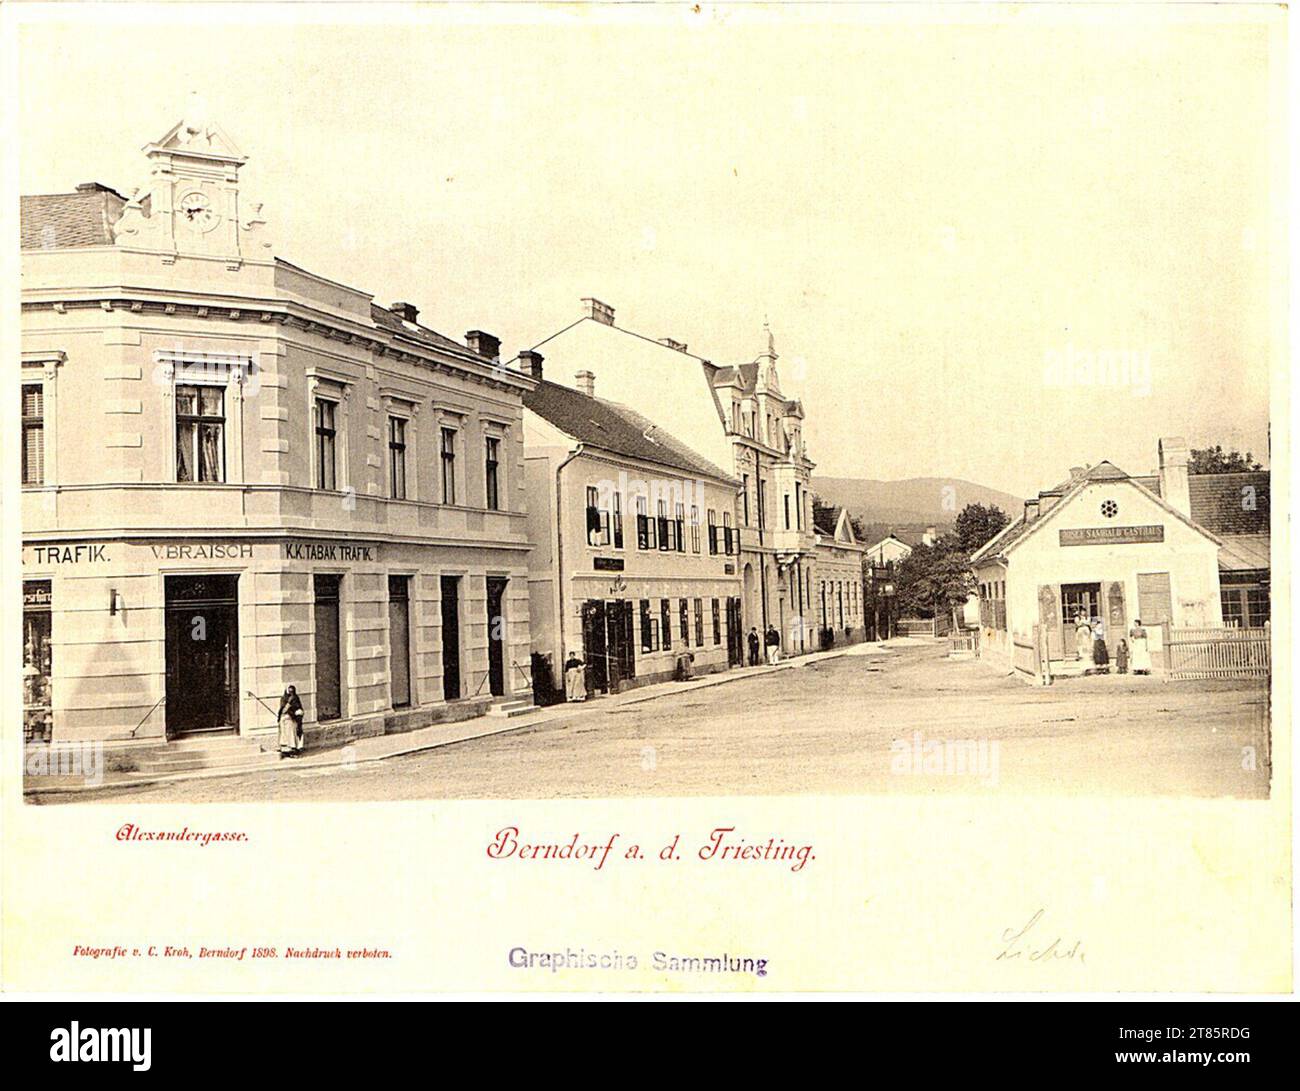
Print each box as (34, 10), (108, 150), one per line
(812, 476), (1022, 541)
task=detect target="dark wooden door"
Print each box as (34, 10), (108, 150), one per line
(313, 575), (342, 721)
(581, 600), (609, 693)
(441, 575), (461, 700)
(165, 574), (239, 735)
(486, 577), (507, 697)
(388, 575), (411, 708)
(607, 599), (635, 688)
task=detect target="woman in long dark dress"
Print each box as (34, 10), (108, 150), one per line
(276, 685), (305, 757)
(1091, 619), (1110, 673)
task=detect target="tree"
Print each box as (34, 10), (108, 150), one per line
(894, 536), (976, 627)
(1189, 446), (1263, 474)
(953, 502), (1010, 554)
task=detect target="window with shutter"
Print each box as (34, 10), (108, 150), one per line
(586, 485), (610, 546)
(1136, 572), (1173, 626)
(22, 384), (44, 486)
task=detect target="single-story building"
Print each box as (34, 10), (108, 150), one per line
(972, 438), (1228, 673)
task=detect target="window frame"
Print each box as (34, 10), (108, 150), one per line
(586, 484), (611, 547)
(484, 434), (501, 510)
(175, 382), (227, 484)
(388, 414), (409, 500)
(440, 426), (457, 505)
(314, 396), (338, 491)
(21, 382), (45, 487)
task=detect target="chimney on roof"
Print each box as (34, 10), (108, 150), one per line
(1024, 498), (1040, 523)
(518, 350), (544, 380)
(1069, 465), (1086, 481)
(465, 330), (501, 361)
(76, 182), (109, 194)
(1158, 436), (1191, 518)
(658, 337), (688, 352)
(389, 301), (419, 323)
(582, 298), (615, 326)
(575, 370), (595, 397)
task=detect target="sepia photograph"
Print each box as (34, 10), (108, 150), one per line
(1, 0), (1291, 1011)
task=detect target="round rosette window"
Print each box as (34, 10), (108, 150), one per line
(1100, 499), (1119, 519)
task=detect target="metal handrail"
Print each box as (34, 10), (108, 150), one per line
(246, 690), (282, 726)
(129, 693), (166, 738)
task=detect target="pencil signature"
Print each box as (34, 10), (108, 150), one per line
(996, 909), (1085, 963)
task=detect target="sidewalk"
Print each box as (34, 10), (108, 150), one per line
(26, 639), (897, 797)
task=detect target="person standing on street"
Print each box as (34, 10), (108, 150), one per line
(1129, 620), (1153, 675)
(765, 624), (781, 665)
(564, 653), (588, 702)
(276, 684), (304, 758)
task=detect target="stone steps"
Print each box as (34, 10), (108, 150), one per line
(124, 735), (281, 774)
(486, 698), (537, 719)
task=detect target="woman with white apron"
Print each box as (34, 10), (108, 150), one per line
(1129, 620), (1153, 675)
(1074, 614), (1094, 670)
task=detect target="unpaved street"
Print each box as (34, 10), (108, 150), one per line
(47, 643), (1270, 804)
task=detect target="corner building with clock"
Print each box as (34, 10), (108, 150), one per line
(20, 117), (537, 750)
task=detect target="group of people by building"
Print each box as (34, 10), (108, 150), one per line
(1071, 615), (1154, 676)
(973, 446), (1269, 682)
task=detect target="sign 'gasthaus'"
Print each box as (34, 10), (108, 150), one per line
(20, 113), (537, 750)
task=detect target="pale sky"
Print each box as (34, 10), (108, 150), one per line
(14, 4), (1282, 496)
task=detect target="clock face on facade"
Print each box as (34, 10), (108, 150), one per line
(177, 191), (219, 233)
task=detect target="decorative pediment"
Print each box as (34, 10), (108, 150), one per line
(148, 117), (246, 163)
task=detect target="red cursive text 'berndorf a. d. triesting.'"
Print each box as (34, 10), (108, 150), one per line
(486, 826), (815, 873)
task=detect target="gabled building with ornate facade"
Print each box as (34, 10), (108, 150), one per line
(21, 116), (536, 748)
(527, 299), (819, 655)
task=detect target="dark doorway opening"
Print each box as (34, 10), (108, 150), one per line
(314, 574), (342, 721)
(1061, 582), (1102, 657)
(606, 599), (636, 690)
(388, 575), (411, 708)
(582, 599), (609, 694)
(165, 574), (239, 736)
(726, 597), (743, 666)
(441, 575), (461, 700)
(486, 577), (508, 697)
